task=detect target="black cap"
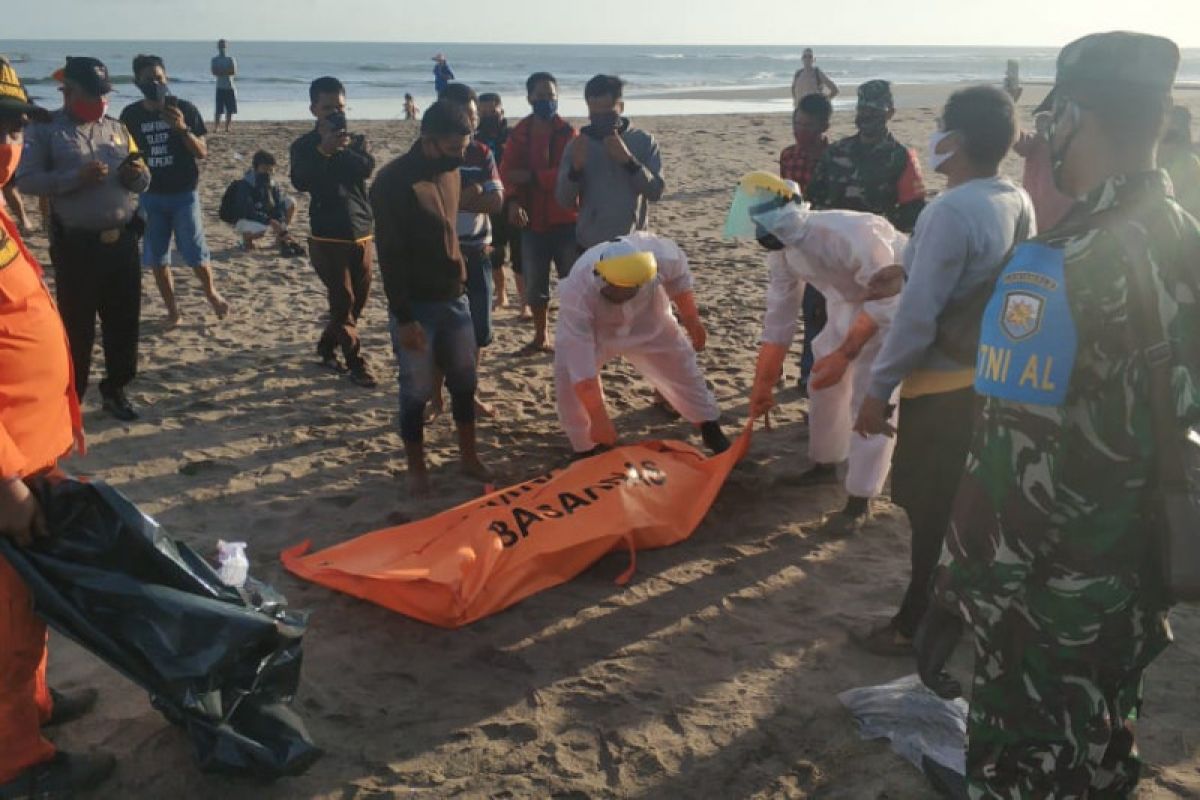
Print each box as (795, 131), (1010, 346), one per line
(0, 57), (46, 118)
(53, 56), (113, 97)
(1055, 31), (1178, 99)
(857, 79), (894, 111)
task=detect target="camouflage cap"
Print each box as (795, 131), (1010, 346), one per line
(1056, 31), (1179, 96)
(857, 79), (894, 111)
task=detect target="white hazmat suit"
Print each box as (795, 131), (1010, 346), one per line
(555, 233), (721, 453)
(758, 205), (909, 498)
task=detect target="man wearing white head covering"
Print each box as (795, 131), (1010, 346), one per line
(555, 232), (730, 456)
(728, 171), (908, 534)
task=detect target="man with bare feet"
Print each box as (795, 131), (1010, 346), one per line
(371, 101), (490, 493)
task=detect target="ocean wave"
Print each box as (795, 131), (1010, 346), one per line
(646, 53), (686, 60)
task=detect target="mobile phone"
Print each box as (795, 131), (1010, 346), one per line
(163, 95), (178, 110)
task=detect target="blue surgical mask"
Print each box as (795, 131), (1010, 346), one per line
(532, 99), (558, 120)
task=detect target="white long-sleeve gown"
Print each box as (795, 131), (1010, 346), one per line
(554, 233), (720, 453)
(760, 207), (909, 497)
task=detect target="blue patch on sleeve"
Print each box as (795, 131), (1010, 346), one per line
(974, 242), (1077, 406)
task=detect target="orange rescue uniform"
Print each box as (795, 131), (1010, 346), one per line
(0, 204), (82, 784)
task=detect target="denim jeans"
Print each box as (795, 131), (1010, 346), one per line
(799, 284), (827, 384)
(463, 246), (494, 348)
(389, 296), (478, 443)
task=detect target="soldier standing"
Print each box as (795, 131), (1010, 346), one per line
(799, 80), (925, 399)
(920, 32), (1199, 797)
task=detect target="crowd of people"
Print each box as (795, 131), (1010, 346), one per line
(1, 29), (1200, 799)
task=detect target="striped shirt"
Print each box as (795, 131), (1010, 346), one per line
(457, 141), (503, 250)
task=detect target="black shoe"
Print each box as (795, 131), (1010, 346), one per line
(819, 508), (870, 538)
(44, 687), (98, 728)
(852, 620), (915, 657)
(786, 463), (839, 487)
(0, 751), (116, 799)
(318, 352), (347, 374)
(279, 237), (306, 257)
(100, 389), (137, 421)
(700, 421), (731, 454)
(348, 363), (378, 388)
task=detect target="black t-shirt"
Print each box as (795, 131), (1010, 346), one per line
(119, 99), (207, 194)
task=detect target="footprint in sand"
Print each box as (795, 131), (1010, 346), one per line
(177, 458), (237, 477)
(479, 722), (539, 744)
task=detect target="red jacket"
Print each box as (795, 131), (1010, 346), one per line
(498, 114), (578, 232)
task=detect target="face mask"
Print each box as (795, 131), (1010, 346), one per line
(589, 111), (620, 133)
(855, 113), (887, 139)
(137, 80), (166, 102)
(794, 128), (822, 148)
(755, 231), (786, 251)
(477, 116), (503, 137)
(927, 129), (958, 172)
(0, 142), (21, 186)
(1049, 100), (1081, 194)
(532, 99), (558, 120)
(69, 96), (108, 124)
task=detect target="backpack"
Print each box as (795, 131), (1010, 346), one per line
(218, 179), (242, 225)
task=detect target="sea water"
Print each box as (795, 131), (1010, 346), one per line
(4, 40), (1197, 120)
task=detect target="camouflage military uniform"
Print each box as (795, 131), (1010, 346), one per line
(806, 80), (925, 234)
(806, 133), (926, 233)
(934, 170), (1200, 797)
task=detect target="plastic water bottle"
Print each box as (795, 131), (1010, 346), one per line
(217, 540), (249, 588)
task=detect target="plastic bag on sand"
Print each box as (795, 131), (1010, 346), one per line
(0, 476), (321, 779)
(838, 673), (967, 777)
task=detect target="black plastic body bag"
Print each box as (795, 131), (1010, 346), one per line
(0, 476), (321, 779)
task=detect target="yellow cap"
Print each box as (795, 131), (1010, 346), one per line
(0, 57), (38, 114)
(595, 249), (658, 288)
(739, 171), (797, 200)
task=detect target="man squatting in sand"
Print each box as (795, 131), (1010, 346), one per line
(553, 233), (730, 458)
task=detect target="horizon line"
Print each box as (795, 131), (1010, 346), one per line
(2, 37), (1164, 49)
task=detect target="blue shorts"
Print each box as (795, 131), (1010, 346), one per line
(139, 190), (211, 269)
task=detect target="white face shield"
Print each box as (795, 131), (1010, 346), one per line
(722, 172), (807, 241)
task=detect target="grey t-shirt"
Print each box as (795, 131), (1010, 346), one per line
(212, 55), (236, 91)
(868, 176), (1034, 400)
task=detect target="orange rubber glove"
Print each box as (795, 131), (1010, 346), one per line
(810, 311), (879, 390)
(672, 291), (707, 352)
(750, 342), (788, 418)
(574, 377), (617, 446)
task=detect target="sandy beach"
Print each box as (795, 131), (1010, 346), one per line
(19, 85), (1200, 798)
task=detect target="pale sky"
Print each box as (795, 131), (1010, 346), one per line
(6, 0), (1199, 46)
